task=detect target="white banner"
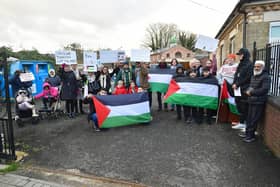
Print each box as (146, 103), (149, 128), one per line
(99, 50), (119, 63)
(19, 72), (35, 82)
(118, 51), (126, 62)
(195, 35), (219, 52)
(83, 51), (98, 66)
(55, 50), (77, 64)
(131, 49), (150, 62)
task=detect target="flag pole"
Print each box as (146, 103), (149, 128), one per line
(215, 81), (224, 124)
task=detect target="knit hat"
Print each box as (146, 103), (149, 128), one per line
(255, 60), (265, 66)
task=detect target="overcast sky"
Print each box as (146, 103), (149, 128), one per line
(0, 0), (239, 53)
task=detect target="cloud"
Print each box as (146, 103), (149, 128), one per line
(0, 0), (239, 53)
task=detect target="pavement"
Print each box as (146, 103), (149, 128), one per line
(2, 94), (280, 186)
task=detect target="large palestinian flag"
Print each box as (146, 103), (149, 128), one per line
(93, 93), (151, 128)
(221, 80), (239, 115)
(148, 69), (175, 93)
(164, 77), (219, 110)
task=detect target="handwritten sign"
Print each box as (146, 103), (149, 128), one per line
(19, 72), (35, 82)
(131, 49), (150, 62)
(55, 50), (77, 64)
(83, 51), (98, 66)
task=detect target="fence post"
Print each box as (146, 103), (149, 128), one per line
(265, 43), (271, 73)
(253, 41), (257, 63)
(0, 49), (16, 160)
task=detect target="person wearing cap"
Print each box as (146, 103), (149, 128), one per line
(45, 69), (61, 87)
(238, 60), (270, 142)
(232, 48), (254, 130)
(216, 54), (238, 85)
(115, 62), (135, 89)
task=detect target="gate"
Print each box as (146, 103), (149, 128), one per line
(253, 42), (280, 96)
(0, 117), (16, 160)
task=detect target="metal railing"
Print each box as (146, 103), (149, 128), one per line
(0, 117), (16, 160)
(253, 42), (280, 96)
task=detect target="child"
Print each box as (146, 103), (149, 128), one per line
(16, 89), (38, 117)
(185, 68), (198, 124)
(137, 87), (144, 93)
(113, 80), (127, 95)
(128, 81), (138, 94)
(35, 82), (59, 109)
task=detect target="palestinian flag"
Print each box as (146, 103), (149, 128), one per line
(221, 80), (239, 115)
(164, 77), (219, 110)
(93, 93), (151, 128)
(148, 69), (175, 93)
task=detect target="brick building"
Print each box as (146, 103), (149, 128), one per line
(150, 45), (194, 67)
(215, 0), (280, 67)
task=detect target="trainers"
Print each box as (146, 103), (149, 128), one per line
(15, 115), (19, 120)
(238, 132), (246, 138)
(243, 137), (256, 143)
(240, 127), (246, 132)
(232, 123), (246, 129)
(94, 128), (101, 132)
(32, 113), (39, 117)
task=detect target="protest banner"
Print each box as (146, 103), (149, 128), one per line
(130, 49), (150, 62)
(19, 72), (35, 82)
(55, 50), (77, 64)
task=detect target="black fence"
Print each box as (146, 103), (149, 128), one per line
(253, 41), (280, 96)
(0, 117), (16, 160)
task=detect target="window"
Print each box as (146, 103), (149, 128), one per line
(270, 22), (280, 42)
(166, 53), (170, 58)
(175, 51), (182, 58)
(229, 36), (235, 54)
(187, 53), (191, 57)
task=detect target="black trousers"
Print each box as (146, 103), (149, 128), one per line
(156, 92), (167, 110)
(176, 105), (188, 120)
(43, 97), (56, 108)
(235, 97), (248, 124)
(246, 104), (264, 138)
(74, 99), (84, 113)
(65, 99), (75, 114)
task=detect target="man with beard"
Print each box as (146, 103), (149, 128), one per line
(239, 60), (270, 142)
(232, 48), (254, 131)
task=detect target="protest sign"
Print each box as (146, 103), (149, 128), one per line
(19, 72), (35, 82)
(195, 35), (219, 52)
(130, 49), (150, 62)
(99, 50), (119, 63)
(83, 51), (98, 66)
(55, 50), (77, 64)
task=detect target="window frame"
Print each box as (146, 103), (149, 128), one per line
(269, 22), (280, 43)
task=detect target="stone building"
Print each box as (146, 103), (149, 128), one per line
(150, 45), (194, 67)
(215, 0), (280, 66)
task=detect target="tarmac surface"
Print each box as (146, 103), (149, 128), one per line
(10, 99), (280, 187)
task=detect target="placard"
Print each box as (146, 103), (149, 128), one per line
(19, 72), (35, 82)
(195, 35), (219, 52)
(83, 51), (98, 66)
(99, 50), (119, 63)
(130, 49), (150, 62)
(55, 50), (77, 64)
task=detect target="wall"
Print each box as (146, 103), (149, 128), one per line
(261, 97), (280, 158)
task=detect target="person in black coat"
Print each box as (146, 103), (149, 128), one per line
(232, 48), (254, 129)
(173, 66), (188, 121)
(240, 60), (270, 142)
(9, 70), (33, 97)
(98, 66), (111, 94)
(59, 64), (78, 118)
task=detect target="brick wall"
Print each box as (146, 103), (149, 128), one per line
(260, 97), (280, 158)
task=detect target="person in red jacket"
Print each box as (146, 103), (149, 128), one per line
(128, 81), (138, 94)
(113, 80), (127, 95)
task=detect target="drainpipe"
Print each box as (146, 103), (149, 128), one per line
(242, 12), (247, 48)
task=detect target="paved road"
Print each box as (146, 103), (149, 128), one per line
(12, 102), (280, 187)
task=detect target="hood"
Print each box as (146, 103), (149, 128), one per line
(43, 82), (51, 89)
(48, 69), (55, 77)
(239, 48), (251, 63)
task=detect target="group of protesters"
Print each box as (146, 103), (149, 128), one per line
(8, 47), (270, 142)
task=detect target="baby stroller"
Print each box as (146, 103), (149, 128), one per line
(14, 89), (40, 127)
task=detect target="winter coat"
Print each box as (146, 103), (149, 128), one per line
(46, 75), (61, 87)
(116, 68), (135, 88)
(59, 68), (78, 100)
(139, 67), (150, 90)
(113, 86), (127, 95)
(233, 49), (254, 96)
(128, 86), (138, 94)
(9, 74), (32, 96)
(98, 73), (111, 93)
(35, 82), (59, 99)
(247, 71), (270, 104)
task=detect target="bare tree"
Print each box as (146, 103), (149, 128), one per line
(178, 31), (197, 52)
(143, 23), (178, 51)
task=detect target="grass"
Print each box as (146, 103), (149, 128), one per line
(0, 162), (19, 174)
